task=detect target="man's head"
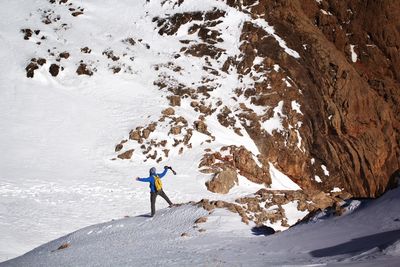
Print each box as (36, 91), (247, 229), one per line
(149, 167), (156, 175)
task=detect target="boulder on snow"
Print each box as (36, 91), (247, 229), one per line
(71, 11), (84, 17)
(205, 167), (238, 194)
(81, 47), (91, 54)
(193, 120), (208, 134)
(21, 28), (33, 40)
(26, 62), (39, 78)
(180, 232), (189, 237)
(169, 95), (181, 106)
(194, 216), (207, 224)
(170, 126), (181, 135)
(49, 64), (60, 77)
(117, 149), (134, 160)
(59, 52), (70, 59)
(115, 143), (123, 152)
(76, 63), (93, 76)
(25, 58), (47, 78)
(56, 243), (70, 250)
(197, 199), (215, 211)
(162, 107), (175, 116)
(129, 129), (141, 141)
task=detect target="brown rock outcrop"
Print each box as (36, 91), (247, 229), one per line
(113, 0), (399, 199)
(193, 120), (208, 134)
(199, 146), (271, 186)
(194, 217), (207, 224)
(205, 167), (238, 194)
(129, 129), (141, 141)
(76, 63), (93, 76)
(162, 107), (175, 116)
(169, 95), (181, 106)
(225, 0), (399, 197)
(49, 64), (60, 77)
(117, 149), (134, 160)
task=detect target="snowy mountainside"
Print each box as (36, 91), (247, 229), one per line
(3, 186), (400, 266)
(0, 0), (399, 263)
(0, 0), (308, 260)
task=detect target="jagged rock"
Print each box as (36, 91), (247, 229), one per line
(183, 129), (193, 145)
(111, 66), (121, 74)
(173, 116), (188, 126)
(198, 105), (212, 115)
(25, 62), (38, 78)
(115, 143), (123, 152)
(232, 147), (270, 184)
(76, 63), (93, 76)
(154, 12), (203, 36)
(170, 126), (181, 135)
(193, 120), (207, 134)
(21, 28), (33, 40)
(103, 49), (119, 61)
(36, 58), (46, 66)
(81, 47), (91, 53)
(194, 217), (207, 224)
(162, 107), (175, 116)
(59, 52), (70, 59)
(49, 64), (60, 77)
(160, 140), (167, 147)
(117, 149), (134, 160)
(217, 106), (236, 128)
(197, 199), (215, 211)
(141, 129), (150, 139)
(129, 130), (141, 141)
(148, 150), (157, 160)
(205, 167), (238, 194)
(56, 243), (70, 250)
(123, 37), (136, 46)
(307, 191), (335, 210)
(169, 95), (181, 106)
(71, 11), (83, 17)
(183, 43), (225, 59)
(163, 149), (169, 157)
(147, 123), (157, 132)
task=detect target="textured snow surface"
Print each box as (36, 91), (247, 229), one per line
(350, 44), (358, 62)
(3, 187), (400, 266)
(1, 0), (399, 266)
(0, 0), (304, 261)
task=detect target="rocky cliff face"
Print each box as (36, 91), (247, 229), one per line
(113, 0), (399, 198)
(249, 0), (400, 197)
(21, 0), (399, 199)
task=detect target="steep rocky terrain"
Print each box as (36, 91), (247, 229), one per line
(2, 0), (400, 261)
(19, 0), (399, 198)
(259, 0), (400, 198)
(112, 0), (399, 198)
(14, 0), (400, 237)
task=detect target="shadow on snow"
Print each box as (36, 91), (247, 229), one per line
(310, 229), (400, 258)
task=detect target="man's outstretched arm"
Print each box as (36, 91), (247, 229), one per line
(136, 176), (151, 182)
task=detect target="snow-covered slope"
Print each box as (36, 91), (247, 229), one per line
(0, 0), (310, 260)
(3, 186), (400, 266)
(1, 0), (398, 264)
(0, 0), (298, 260)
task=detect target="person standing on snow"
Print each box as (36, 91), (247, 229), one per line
(136, 166), (174, 217)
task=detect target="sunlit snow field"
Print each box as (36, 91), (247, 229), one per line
(1, 1), (399, 266)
